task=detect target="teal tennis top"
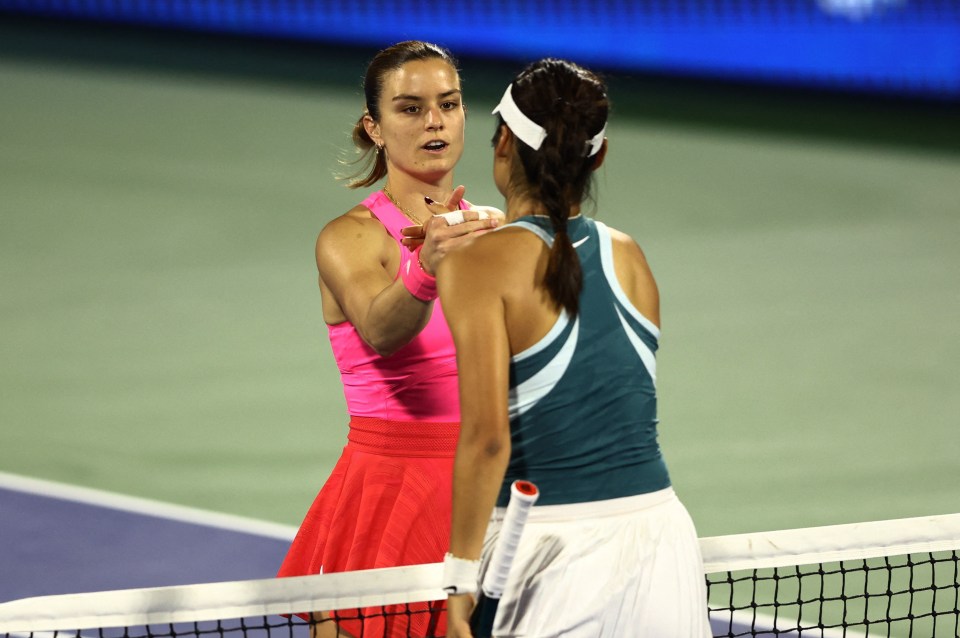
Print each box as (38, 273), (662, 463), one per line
(497, 215), (671, 507)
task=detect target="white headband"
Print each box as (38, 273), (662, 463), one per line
(492, 84), (607, 157)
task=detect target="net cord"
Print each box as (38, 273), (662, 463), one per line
(2, 513), (959, 633)
(700, 512), (960, 573)
(0, 564), (444, 633)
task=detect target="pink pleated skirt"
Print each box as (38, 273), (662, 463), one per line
(277, 416), (458, 637)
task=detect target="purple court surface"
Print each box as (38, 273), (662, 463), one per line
(0, 472), (295, 602)
(0, 471), (806, 636)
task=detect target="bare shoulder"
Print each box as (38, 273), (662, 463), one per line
(317, 205), (381, 245)
(315, 204), (392, 261)
(443, 225), (538, 280)
(604, 224), (660, 326)
(606, 225), (651, 266)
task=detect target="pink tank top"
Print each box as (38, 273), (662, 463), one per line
(326, 190), (463, 422)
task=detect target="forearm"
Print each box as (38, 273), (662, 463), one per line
(445, 436), (506, 638)
(356, 276), (434, 356)
(449, 423), (511, 560)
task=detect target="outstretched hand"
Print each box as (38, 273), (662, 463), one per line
(400, 184), (466, 249)
(399, 185), (503, 275)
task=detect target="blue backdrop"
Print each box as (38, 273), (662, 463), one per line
(2, 1), (958, 98)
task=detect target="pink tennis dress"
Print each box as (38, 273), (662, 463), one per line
(277, 191), (464, 637)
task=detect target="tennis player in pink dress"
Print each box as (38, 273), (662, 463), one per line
(277, 42), (499, 638)
(278, 192), (466, 636)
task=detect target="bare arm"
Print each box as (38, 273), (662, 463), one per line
(317, 207), (499, 356)
(438, 242), (513, 637)
(609, 227), (660, 329)
(316, 212), (431, 356)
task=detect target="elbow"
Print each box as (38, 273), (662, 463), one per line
(461, 422), (511, 462)
(359, 331), (404, 358)
(369, 342), (399, 358)
(480, 437), (507, 459)
(357, 320), (424, 357)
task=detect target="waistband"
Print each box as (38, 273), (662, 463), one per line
(491, 487), (676, 523)
(347, 416), (459, 457)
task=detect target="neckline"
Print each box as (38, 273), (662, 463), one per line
(514, 213), (585, 224)
(382, 187), (425, 226)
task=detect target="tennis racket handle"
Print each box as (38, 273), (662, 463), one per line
(468, 592), (499, 638)
(480, 480), (539, 598)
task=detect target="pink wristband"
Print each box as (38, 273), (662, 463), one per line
(400, 245), (437, 302)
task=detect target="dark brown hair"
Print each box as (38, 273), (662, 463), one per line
(494, 58), (609, 316)
(344, 41), (459, 188)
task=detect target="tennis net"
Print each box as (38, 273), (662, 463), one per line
(1, 513), (957, 638)
(703, 512), (960, 637)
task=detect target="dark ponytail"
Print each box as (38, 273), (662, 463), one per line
(544, 215), (583, 316)
(341, 41), (459, 188)
(499, 59), (609, 316)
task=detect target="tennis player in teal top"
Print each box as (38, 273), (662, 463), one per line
(439, 58), (712, 637)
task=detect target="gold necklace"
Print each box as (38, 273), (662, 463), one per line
(383, 186), (423, 225)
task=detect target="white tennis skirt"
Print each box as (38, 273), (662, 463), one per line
(480, 487), (711, 638)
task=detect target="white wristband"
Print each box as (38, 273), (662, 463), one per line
(442, 553), (480, 595)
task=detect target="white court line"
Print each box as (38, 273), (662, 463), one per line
(0, 471), (297, 541)
(710, 610), (867, 638)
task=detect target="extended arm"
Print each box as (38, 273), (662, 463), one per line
(437, 244), (513, 637)
(317, 212), (432, 356)
(317, 208), (499, 356)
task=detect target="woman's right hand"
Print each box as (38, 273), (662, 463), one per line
(445, 593), (476, 638)
(400, 186), (501, 275)
(417, 211), (499, 275)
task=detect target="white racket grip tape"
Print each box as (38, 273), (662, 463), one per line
(480, 480), (539, 599)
